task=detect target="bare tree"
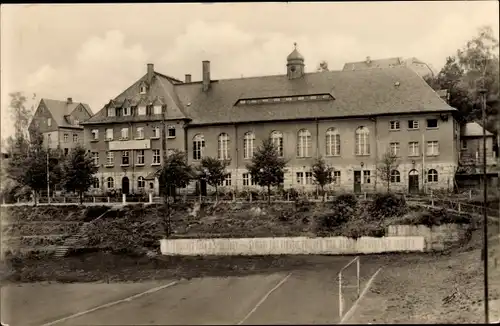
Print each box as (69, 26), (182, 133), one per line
(377, 150), (400, 192)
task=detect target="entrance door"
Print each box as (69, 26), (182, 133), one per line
(408, 170), (419, 194)
(353, 171), (361, 193)
(200, 180), (207, 196)
(122, 177), (130, 194)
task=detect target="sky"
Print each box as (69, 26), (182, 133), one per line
(1, 2), (499, 143)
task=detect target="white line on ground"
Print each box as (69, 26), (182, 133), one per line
(339, 267), (383, 325)
(237, 273), (292, 325)
(40, 281), (178, 326)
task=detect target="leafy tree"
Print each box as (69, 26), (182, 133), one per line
(9, 92), (35, 140)
(158, 149), (192, 202)
(316, 60), (329, 72)
(196, 156), (230, 202)
(376, 150), (400, 193)
(246, 138), (288, 203)
(6, 129), (57, 205)
(311, 156), (334, 201)
(60, 144), (98, 204)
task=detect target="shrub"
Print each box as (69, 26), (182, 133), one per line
(368, 193), (408, 220)
(334, 193), (358, 208)
(83, 205), (112, 221)
(399, 207), (472, 227)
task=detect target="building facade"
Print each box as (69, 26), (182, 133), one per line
(82, 46), (459, 196)
(28, 98), (93, 156)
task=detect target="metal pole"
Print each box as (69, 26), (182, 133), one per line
(481, 89), (489, 324)
(47, 149), (50, 204)
(339, 272), (343, 318)
(357, 258), (360, 298)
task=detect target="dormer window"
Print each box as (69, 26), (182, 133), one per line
(273, 98), (280, 102)
(298, 96), (305, 100)
(123, 107), (131, 116)
(138, 105), (146, 115)
(153, 105), (162, 115)
(107, 107), (115, 117)
(139, 83), (147, 95)
(47, 118), (52, 127)
(74, 119), (79, 126)
(240, 100), (247, 104)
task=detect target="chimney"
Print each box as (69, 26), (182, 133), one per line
(202, 61), (211, 92)
(67, 97), (73, 104)
(366, 56), (371, 64)
(147, 63), (154, 84)
(185, 74), (192, 83)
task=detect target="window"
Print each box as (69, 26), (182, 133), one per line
(326, 128), (340, 156)
(136, 127), (144, 139)
(47, 118), (52, 127)
(363, 171), (371, 184)
(92, 129), (99, 141)
(106, 152), (114, 166)
(390, 170), (401, 183)
(461, 140), (467, 149)
(389, 120), (400, 130)
(92, 152), (99, 166)
(153, 105), (162, 115)
(64, 134), (68, 143)
(218, 133), (230, 160)
(273, 98), (280, 102)
(297, 129), (312, 157)
(305, 172), (313, 185)
(106, 128), (113, 141)
(333, 171), (341, 184)
(408, 120), (419, 130)
(408, 142), (420, 156)
(107, 107), (115, 117)
(193, 134), (205, 160)
(152, 149), (161, 165)
(74, 119), (79, 126)
(136, 150), (144, 165)
(73, 134), (78, 143)
(121, 151), (130, 165)
(426, 119), (438, 129)
(296, 172), (304, 185)
(250, 100), (258, 104)
(168, 126), (176, 138)
(355, 127), (370, 155)
(107, 177), (114, 189)
(390, 142), (400, 156)
(240, 100), (247, 104)
(218, 174), (232, 187)
(93, 178), (99, 189)
(152, 126), (160, 139)
(47, 134), (52, 145)
(137, 176), (145, 189)
(243, 173), (256, 186)
(285, 97), (292, 101)
(310, 95), (317, 100)
(140, 84), (147, 94)
(138, 106), (146, 116)
(426, 141), (439, 156)
(271, 131), (284, 157)
(243, 132), (255, 159)
(123, 106), (131, 116)
(298, 96), (305, 100)
(64, 148), (69, 156)
(428, 169), (438, 182)
(121, 128), (129, 140)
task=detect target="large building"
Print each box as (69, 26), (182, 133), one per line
(82, 45), (461, 196)
(28, 97), (93, 156)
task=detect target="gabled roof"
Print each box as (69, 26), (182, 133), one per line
(83, 72), (187, 125)
(342, 57), (403, 71)
(462, 122), (494, 137)
(38, 99), (92, 128)
(173, 66), (455, 125)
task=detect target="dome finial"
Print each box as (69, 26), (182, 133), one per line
(294, 42), (297, 49)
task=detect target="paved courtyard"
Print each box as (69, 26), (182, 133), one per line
(1, 257), (381, 325)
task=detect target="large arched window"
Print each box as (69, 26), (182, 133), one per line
(243, 132), (255, 159)
(428, 169), (438, 183)
(218, 133), (230, 160)
(297, 129), (312, 158)
(193, 134), (205, 160)
(390, 170), (401, 183)
(270, 131), (284, 157)
(107, 177), (114, 189)
(137, 176), (145, 189)
(326, 128), (340, 156)
(355, 126), (370, 155)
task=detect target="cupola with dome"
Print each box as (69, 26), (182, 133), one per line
(286, 42), (305, 79)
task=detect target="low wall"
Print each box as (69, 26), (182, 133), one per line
(159, 236), (425, 256)
(387, 224), (471, 251)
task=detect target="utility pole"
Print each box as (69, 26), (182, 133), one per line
(47, 147), (50, 204)
(162, 105), (170, 237)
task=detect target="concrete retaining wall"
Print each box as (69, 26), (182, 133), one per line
(387, 224), (470, 251)
(159, 236), (425, 256)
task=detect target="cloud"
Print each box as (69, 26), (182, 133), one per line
(24, 30), (149, 114)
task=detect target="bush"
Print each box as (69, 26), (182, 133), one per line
(335, 193), (358, 208)
(316, 195), (358, 233)
(368, 193), (408, 220)
(399, 207), (472, 227)
(83, 205), (112, 221)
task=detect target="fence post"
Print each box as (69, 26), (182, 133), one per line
(250, 192), (253, 203)
(93, 196), (96, 203)
(149, 192), (153, 204)
(430, 190), (434, 207)
(107, 197), (110, 203)
(339, 272), (343, 318)
(17, 198), (20, 204)
(364, 192), (367, 200)
(469, 189), (472, 200)
(122, 194), (126, 204)
(458, 202), (461, 213)
(357, 258), (360, 298)
(287, 192), (290, 202)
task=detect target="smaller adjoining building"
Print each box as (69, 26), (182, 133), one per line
(28, 97), (93, 156)
(342, 56), (435, 78)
